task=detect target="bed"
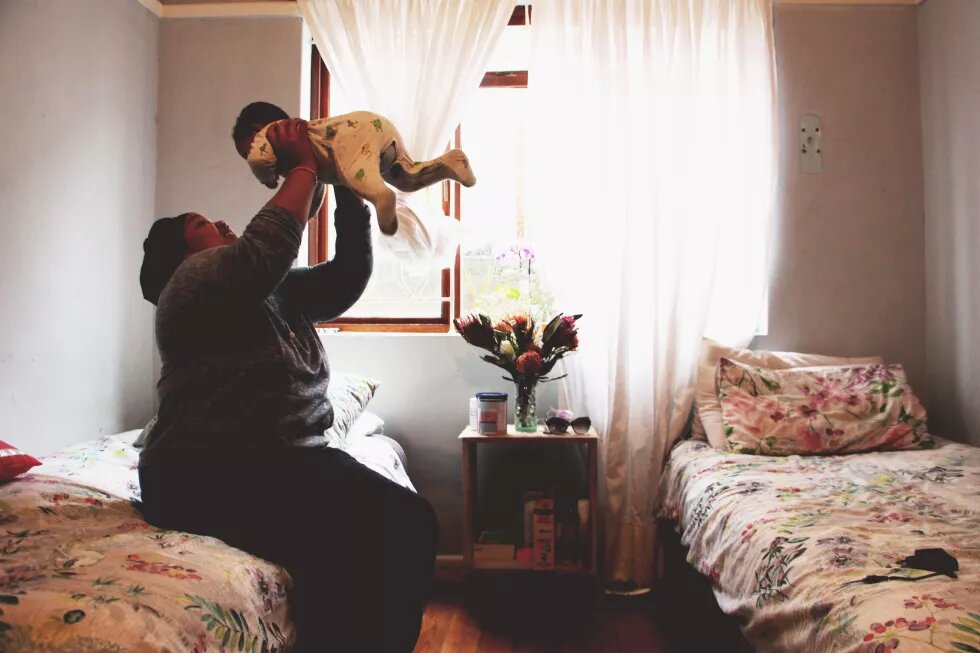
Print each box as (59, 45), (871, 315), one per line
(0, 419), (412, 653)
(659, 437), (980, 653)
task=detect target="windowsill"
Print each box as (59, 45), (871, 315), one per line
(316, 328), (458, 338)
(316, 325), (767, 338)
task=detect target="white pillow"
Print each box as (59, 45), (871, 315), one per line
(323, 373), (380, 444)
(132, 415), (156, 448)
(347, 411), (385, 440)
(695, 338), (883, 450)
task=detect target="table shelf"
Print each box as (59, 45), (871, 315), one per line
(460, 425), (599, 577)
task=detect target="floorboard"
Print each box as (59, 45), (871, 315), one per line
(414, 595), (456, 652)
(475, 628), (515, 653)
(412, 582), (747, 653)
(441, 603), (482, 653)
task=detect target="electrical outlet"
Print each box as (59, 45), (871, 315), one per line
(801, 113), (823, 174)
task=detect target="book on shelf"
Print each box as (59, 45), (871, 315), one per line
(477, 529), (512, 545)
(577, 498), (590, 569)
(554, 495), (581, 571)
(522, 491), (544, 548)
(532, 498), (555, 571)
(519, 494), (589, 572)
(474, 529), (518, 565)
(473, 543), (516, 561)
(474, 494), (587, 573)
(515, 546), (534, 568)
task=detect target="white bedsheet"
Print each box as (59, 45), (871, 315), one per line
(36, 420), (415, 500)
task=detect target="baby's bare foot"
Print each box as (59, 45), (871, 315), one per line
(445, 150), (476, 187)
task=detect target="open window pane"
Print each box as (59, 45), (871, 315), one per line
(459, 86), (553, 319)
(325, 214), (447, 319)
(484, 21), (529, 72)
(316, 58), (448, 323)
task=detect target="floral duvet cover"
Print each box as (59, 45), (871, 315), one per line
(659, 438), (980, 653)
(0, 429), (415, 652)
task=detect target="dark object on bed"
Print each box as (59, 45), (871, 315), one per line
(901, 548), (959, 578)
(845, 548), (960, 587)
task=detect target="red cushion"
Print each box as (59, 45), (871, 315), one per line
(0, 440), (41, 481)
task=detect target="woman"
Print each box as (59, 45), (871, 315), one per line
(137, 118), (437, 653)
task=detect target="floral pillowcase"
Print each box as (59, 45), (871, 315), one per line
(324, 373), (380, 444)
(134, 374), (380, 449)
(717, 358), (934, 455)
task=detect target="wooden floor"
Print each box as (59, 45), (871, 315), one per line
(412, 581), (751, 653)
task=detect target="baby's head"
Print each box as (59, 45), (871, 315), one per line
(232, 101), (290, 159)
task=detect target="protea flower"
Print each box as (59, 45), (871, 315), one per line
(456, 310), (582, 395)
(545, 314), (580, 352)
(516, 350), (543, 375)
(453, 313), (495, 351)
(504, 313), (530, 333)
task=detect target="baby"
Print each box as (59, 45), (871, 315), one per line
(233, 101), (476, 235)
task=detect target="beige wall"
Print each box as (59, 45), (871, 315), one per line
(0, 0), (159, 454)
(156, 17), (303, 232)
(918, 0), (980, 446)
(756, 5), (926, 390)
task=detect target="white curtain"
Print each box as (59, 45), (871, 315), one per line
(524, 0), (777, 588)
(297, 0), (517, 265)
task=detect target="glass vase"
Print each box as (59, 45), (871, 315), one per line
(514, 382), (538, 432)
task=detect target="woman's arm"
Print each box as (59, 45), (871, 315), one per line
(278, 185), (373, 322)
(266, 119), (319, 228)
(309, 181), (326, 219)
(165, 120), (321, 307)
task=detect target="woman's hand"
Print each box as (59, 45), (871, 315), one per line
(266, 119), (318, 227)
(215, 220), (238, 244)
(266, 118), (317, 175)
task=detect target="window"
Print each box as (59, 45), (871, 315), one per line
(306, 6), (535, 332)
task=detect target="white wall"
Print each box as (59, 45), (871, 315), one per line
(156, 17), (304, 231)
(0, 0), (158, 455)
(756, 5), (926, 389)
(918, 0), (980, 446)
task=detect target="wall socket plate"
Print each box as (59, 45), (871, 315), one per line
(801, 113), (823, 174)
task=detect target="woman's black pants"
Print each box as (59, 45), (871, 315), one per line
(139, 446), (438, 653)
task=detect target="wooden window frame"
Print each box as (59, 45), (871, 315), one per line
(308, 4), (529, 333)
(308, 47), (451, 333)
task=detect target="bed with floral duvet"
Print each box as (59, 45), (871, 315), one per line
(0, 428), (413, 653)
(659, 437), (980, 653)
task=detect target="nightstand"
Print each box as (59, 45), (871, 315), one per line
(459, 425), (599, 576)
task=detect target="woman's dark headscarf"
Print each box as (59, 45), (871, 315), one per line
(140, 214), (190, 305)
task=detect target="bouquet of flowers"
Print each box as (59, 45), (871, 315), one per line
(454, 311), (582, 432)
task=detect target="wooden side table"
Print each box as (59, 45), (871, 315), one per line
(459, 425), (599, 576)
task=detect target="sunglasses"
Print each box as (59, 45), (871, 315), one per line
(543, 416), (591, 435)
